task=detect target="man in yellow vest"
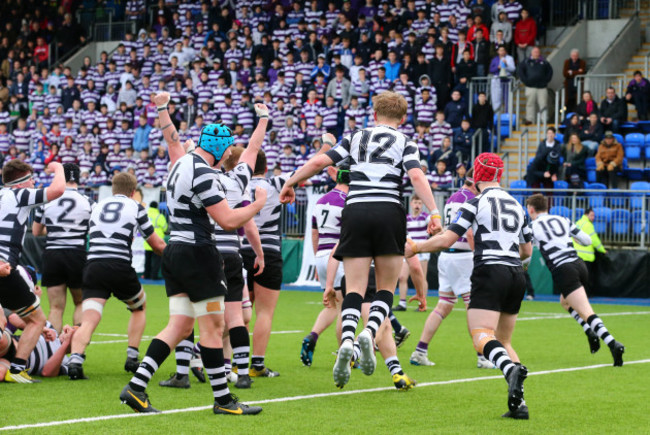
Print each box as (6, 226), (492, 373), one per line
(144, 201), (168, 280)
(573, 207), (606, 294)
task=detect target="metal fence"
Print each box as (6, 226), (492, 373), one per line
(94, 20), (137, 42)
(575, 74), (625, 104)
(548, 0), (634, 25)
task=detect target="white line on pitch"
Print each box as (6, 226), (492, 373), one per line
(2, 359), (648, 431)
(95, 330), (304, 339)
(518, 310), (650, 321)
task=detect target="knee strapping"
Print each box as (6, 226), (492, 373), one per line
(471, 328), (495, 353)
(461, 293), (471, 305)
(438, 295), (458, 305)
(82, 299), (104, 315)
(124, 291), (146, 312)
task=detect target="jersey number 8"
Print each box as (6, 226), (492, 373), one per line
(99, 202), (125, 224)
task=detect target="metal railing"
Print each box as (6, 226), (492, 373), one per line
(468, 77), (491, 112)
(518, 128), (530, 180)
(94, 20), (137, 42)
(470, 128), (484, 164)
(554, 87), (567, 127)
(644, 52), (650, 78)
(502, 152), (511, 181)
(535, 107), (548, 148)
(575, 74), (625, 103)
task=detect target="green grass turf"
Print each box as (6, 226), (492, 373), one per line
(2, 285), (650, 433)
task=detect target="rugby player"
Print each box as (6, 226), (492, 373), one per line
(395, 194), (430, 314)
(0, 160), (66, 383)
(280, 92), (441, 388)
(406, 153), (532, 419)
(409, 170), (494, 369)
(526, 194), (625, 365)
(159, 104), (269, 390)
(67, 173), (166, 380)
(300, 163), (349, 367)
(120, 92), (266, 415)
(32, 163), (93, 333)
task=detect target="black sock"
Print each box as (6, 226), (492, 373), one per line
(587, 314), (615, 348)
(229, 326), (250, 376)
(366, 290), (394, 338)
(129, 338), (170, 392)
(483, 339), (516, 379)
(10, 358), (27, 374)
(340, 292), (363, 343)
(251, 355), (265, 369)
(201, 346), (231, 405)
(389, 309), (402, 332)
(175, 330), (194, 376)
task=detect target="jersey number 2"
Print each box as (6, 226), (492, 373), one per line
(358, 131), (395, 164)
(57, 198), (77, 224)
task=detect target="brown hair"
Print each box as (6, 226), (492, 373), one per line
(526, 193), (548, 212)
(372, 91), (408, 122)
(223, 146), (244, 172)
(112, 172), (137, 196)
(568, 133), (583, 153)
(410, 194), (421, 202)
(254, 149), (267, 175)
(464, 168), (474, 187)
(2, 160), (33, 184)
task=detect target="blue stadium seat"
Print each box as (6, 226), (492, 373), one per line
(630, 182), (649, 209)
(611, 209), (630, 235)
(645, 133), (650, 146)
(593, 207), (612, 234)
(554, 180), (569, 189)
(585, 158), (596, 169)
(637, 121), (650, 133)
(575, 207), (585, 219)
(549, 206), (571, 218)
(632, 211), (649, 234)
(493, 114), (516, 139)
(555, 132), (564, 143)
(624, 133), (644, 147)
(158, 201), (169, 218)
(585, 157), (597, 183)
(565, 112), (576, 123)
(586, 182), (607, 208)
(609, 192), (627, 208)
(613, 133), (624, 144)
(510, 180), (527, 205)
(625, 146), (642, 160)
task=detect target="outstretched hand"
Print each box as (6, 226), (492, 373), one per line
(153, 92), (171, 107)
(279, 184), (295, 204)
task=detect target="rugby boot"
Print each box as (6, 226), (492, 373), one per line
(610, 341), (625, 367)
(120, 385), (160, 413)
(213, 395), (262, 415)
(159, 373), (190, 388)
(506, 364), (528, 412)
(394, 327), (411, 348)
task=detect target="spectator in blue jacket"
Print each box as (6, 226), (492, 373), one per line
(443, 90), (468, 128)
(310, 54), (331, 83)
(453, 118), (474, 164)
(625, 70), (650, 120)
(132, 115), (152, 152)
(384, 51), (402, 82)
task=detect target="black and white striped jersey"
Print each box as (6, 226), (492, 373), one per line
(530, 213), (592, 271)
(325, 125), (421, 206)
(166, 153), (226, 246)
(34, 188), (93, 251)
(87, 195), (154, 262)
(449, 187), (532, 267)
(213, 162), (253, 254)
(26, 322), (69, 376)
(241, 173), (292, 253)
(0, 187), (49, 267)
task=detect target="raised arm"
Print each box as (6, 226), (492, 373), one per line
(153, 92), (186, 166)
(45, 162), (65, 202)
(239, 104), (269, 169)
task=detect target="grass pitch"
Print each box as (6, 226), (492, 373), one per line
(2, 285), (649, 434)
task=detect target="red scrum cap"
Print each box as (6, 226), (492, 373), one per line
(473, 152), (504, 183)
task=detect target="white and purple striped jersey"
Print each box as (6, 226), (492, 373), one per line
(312, 188), (347, 256)
(449, 187), (532, 267)
(530, 214), (591, 271)
(241, 173), (292, 253)
(34, 188), (93, 250)
(428, 121), (453, 152)
(326, 125), (421, 206)
(0, 187), (49, 266)
(443, 187), (475, 251)
(406, 212), (430, 241)
(213, 162), (252, 254)
(87, 194), (153, 262)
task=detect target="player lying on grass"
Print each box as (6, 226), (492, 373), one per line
(280, 92), (441, 388)
(526, 194), (625, 366)
(409, 169), (494, 370)
(405, 153), (532, 420)
(324, 248), (416, 391)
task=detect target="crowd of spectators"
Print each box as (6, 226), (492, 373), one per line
(0, 0), (643, 193)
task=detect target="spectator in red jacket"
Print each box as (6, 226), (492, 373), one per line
(467, 15), (489, 43)
(514, 9), (537, 63)
(33, 37), (49, 69)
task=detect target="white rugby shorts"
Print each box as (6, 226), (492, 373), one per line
(315, 252), (344, 289)
(437, 251), (473, 296)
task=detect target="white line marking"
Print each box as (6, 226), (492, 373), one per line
(2, 359), (648, 431)
(518, 311), (650, 321)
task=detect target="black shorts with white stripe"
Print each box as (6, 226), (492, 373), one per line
(335, 202), (406, 260)
(41, 249), (86, 288)
(0, 267), (39, 314)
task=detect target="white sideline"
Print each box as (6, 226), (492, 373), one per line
(517, 310), (650, 321)
(94, 330), (304, 338)
(2, 359), (649, 431)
